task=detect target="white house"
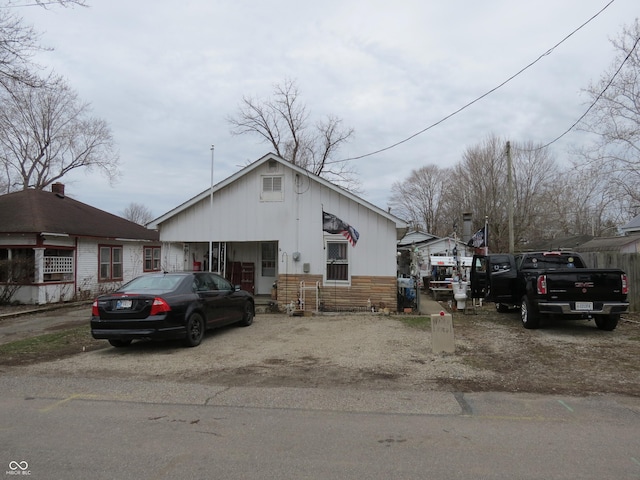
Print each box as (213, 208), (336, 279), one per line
(0, 184), (161, 305)
(622, 214), (640, 235)
(148, 153), (407, 312)
(397, 229), (473, 279)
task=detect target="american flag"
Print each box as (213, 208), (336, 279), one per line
(322, 211), (360, 246)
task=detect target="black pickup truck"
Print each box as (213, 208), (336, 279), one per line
(469, 251), (629, 330)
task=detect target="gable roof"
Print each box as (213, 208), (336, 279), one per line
(0, 189), (159, 241)
(148, 153), (407, 229)
(622, 214), (640, 234)
(414, 236), (471, 254)
(397, 228), (438, 247)
(521, 235), (594, 252)
(574, 234), (640, 252)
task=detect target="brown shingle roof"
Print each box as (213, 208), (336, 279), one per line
(0, 189), (159, 241)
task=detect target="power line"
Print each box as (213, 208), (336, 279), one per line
(529, 32), (640, 151)
(328, 0), (616, 165)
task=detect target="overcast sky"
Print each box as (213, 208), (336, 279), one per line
(17, 0), (638, 220)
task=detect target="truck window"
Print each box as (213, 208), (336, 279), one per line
(492, 261), (511, 272)
(490, 255), (512, 273)
(474, 257), (487, 272)
(524, 254), (585, 269)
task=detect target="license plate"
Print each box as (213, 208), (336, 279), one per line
(575, 301), (593, 311)
(116, 299), (132, 309)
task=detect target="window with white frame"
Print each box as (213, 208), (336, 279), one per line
(99, 245), (123, 281)
(261, 175), (283, 201)
(144, 246), (161, 272)
(43, 249), (74, 282)
(326, 241), (349, 282)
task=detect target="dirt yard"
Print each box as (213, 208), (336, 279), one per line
(2, 303), (639, 396)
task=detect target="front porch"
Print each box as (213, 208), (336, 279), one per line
(176, 241), (278, 297)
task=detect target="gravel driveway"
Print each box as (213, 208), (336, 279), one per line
(6, 303), (640, 396)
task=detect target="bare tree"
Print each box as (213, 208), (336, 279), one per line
(389, 165), (451, 235)
(390, 134), (567, 251)
(550, 158), (626, 236)
(578, 19), (640, 217)
(510, 141), (561, 241)
(228, 78), (359, 190)
(447, 135), (510, 249)
(0, 74), (119, 191)
(0, 0), (88, 89)
(121, 202), (154, 226)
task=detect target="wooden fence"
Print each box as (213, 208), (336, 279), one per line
(579, 252), (639, 312)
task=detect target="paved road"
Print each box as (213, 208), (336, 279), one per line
(1, 374), (639, 479)
(1, 302), (639, 478)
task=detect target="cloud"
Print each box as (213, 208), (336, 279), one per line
(16, 0), (637, 217)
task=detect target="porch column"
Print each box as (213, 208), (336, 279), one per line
(33, 248), (45, 305)
(33, 248), (44, 284)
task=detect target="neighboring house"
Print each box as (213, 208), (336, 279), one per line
(521, 234), (595, 251)
(397, 228), (437, 249)
(147, 153), (407, 312)
(574, 234), (640, 254)
(621, 214), (640, 235)
(397, 228), (473, 279)
(0, 184), (160, 305)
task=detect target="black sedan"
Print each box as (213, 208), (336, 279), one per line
(91, 272), (255, 348)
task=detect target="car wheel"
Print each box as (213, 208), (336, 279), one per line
(238, 301), (254, 327)
(108, 339), (132, 348)
(495, 303), (509, 313)
(521, 296), (541, 329)
(184, 312), (205, 347)
(595, 314), (619, 331)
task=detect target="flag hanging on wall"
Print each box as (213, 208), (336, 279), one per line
(322, 211), (360, 246)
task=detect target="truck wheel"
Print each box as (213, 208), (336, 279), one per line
(521, 296), (541, 329)
(595, 314), (619, 331)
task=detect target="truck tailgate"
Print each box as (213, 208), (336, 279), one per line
(544, 269), (626, 301)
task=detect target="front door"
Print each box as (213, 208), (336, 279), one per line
(228, 261), (255, 294)
(241, 262), (255, 295)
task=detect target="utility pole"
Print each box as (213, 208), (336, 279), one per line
(506, 141), (514, 254)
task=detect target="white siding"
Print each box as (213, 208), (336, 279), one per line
(76, 238), (154, 297)
(156, 158), (400, 283)
(2, 234), (158, 304)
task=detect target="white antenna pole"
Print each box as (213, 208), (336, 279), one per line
(209, 145), (214, 272)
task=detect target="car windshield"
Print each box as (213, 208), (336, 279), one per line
(118, 274), (184, 293)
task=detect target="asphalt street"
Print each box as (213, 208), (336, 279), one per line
(1, 374), (639, 479)
(1, 300), (639, 479)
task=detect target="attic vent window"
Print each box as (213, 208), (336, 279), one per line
(267, 159), (278, 172)
(261, 175), (283, 202)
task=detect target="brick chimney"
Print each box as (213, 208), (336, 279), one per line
(51, 183), (65, 197)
